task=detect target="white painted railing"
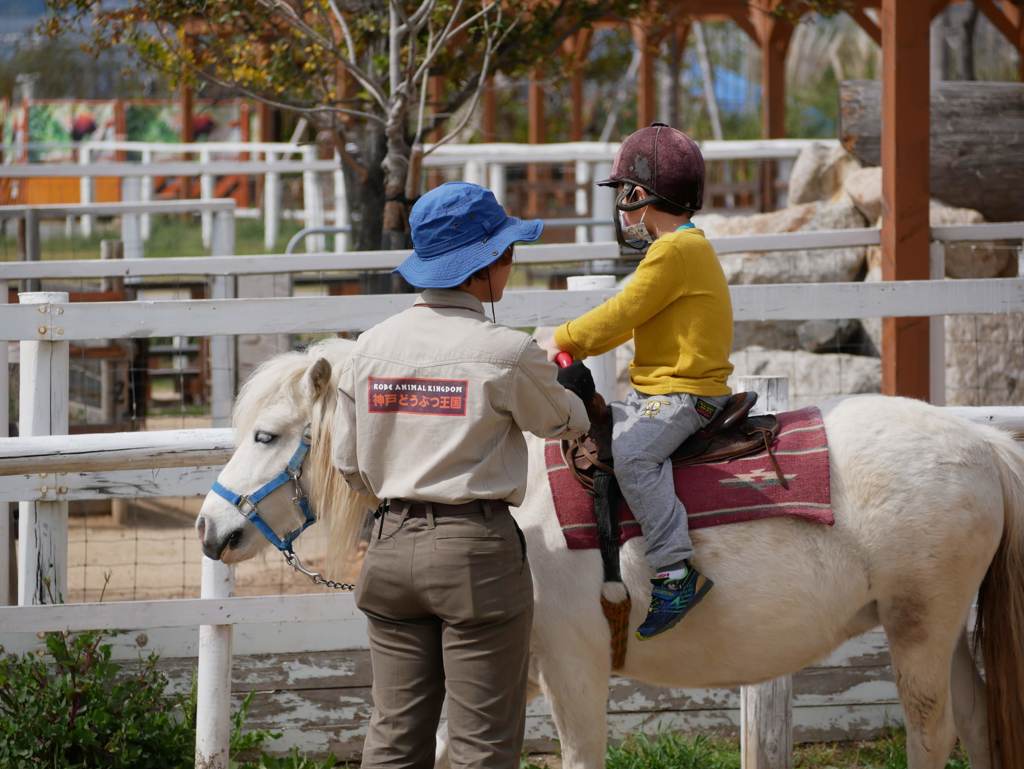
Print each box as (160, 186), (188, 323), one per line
(2, 219), (1023, 766)
(5, 138), (836, 248)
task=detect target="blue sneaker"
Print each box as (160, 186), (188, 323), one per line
(635, 563), (714, 640)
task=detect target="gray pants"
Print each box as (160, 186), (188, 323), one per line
(611, 390), (729, 572)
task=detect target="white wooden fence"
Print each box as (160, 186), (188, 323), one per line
(1, 221), (1023, 765)
(4, 138), (835, 249)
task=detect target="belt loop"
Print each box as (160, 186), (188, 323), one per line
(426, 502), (436, 529)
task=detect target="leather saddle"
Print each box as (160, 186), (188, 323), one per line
(563, 391), (785, 492)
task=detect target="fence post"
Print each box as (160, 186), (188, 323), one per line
(737, 375), (792, 769)
(928, 240), (946, 406)
(200, 148), (213, 249)
(565, 275), (618, 401)
(19, 209), (41, 293)
(210, 210), (237, 428)
(0, 278), (8, 605)
(264, 150), (280, 250)
(488, 163), (507, 208)
(140, 149), (153, 242)
(17, 291), (70, 606)
(591, 160), (615, 242)
(121, 177), (143, 260)
(574, 160), (591, 243)
(332, 150), (349, 253)
(195, 556), (235, 769)
(79, 144), (93, 238)
(302, 145), (325, 252)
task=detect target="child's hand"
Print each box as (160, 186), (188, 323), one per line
(556, 361), (596, 404)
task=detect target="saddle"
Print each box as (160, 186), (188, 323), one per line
(563, 391), (785, 493)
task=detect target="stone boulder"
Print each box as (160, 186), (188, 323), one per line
(729, 347), (881, 409)
(787, 142), (863, 206)
(699, 196), (870, 352)
(845, 168), (1012, 279)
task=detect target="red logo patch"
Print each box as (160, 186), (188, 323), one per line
(367, 377), (468, 416)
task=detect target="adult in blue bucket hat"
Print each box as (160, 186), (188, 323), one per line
(396, 181), (543, 292)
(333, 181), (592, 768)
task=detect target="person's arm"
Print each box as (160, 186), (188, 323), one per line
(331, 358), (369, 493)
(553, 240), (685, 359)
(508, 339), (590, 439)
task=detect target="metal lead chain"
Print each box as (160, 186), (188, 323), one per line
(284, 550), (356, 592)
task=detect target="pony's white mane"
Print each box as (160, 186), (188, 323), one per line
(233, 338), (378, 563)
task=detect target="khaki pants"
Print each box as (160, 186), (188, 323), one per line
(355, 502), (533, 769)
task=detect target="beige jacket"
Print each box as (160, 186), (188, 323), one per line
(333, 289), (590, 505)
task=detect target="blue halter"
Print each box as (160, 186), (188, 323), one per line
(210, 426), (316, 553)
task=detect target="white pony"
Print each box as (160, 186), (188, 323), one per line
(196, 338), (1024, 769)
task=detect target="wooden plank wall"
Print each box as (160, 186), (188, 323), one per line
(154, 630), (901, 759)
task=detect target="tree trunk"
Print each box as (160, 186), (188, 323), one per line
(339, 127), (387, 252)
(959, 5), (978, 81)
(839, 79), (1024, 221)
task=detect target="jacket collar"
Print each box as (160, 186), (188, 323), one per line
(417, 288), (486, 316)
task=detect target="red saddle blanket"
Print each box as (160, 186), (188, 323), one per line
(546, 406), (833, 550)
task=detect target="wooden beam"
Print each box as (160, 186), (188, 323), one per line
(527, 72), (546, 216)
(881, 0), (931, 401)
(752, 4), (794, 210)
(847, 7), (882, 46)
(632, 23), (658, 128)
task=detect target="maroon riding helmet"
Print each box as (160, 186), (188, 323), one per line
(599, 122), (705, 213)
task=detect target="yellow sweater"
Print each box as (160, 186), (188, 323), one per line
(553, 227), (734, 396)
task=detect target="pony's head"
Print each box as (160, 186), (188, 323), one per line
(195, 338), (377, 565)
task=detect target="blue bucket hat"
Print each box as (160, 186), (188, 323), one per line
(396, 182), (544, 288)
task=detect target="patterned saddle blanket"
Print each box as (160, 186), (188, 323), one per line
(546, 406), (834, 550)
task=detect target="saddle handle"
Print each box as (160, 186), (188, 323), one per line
(555, 351), (574, 368)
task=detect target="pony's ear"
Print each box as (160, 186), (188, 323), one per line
(301, 357), (333, 404)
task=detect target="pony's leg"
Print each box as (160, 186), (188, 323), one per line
(881, 602), (960, 769)
(950, 630), (991, 769)
(536, 650), (610, 769)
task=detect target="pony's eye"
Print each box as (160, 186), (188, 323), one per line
(254, 430), (276, 444)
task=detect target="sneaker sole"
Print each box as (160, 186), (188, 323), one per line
(634, 575), (715, 641)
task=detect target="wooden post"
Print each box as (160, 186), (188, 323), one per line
(210, 211), (237, 429)
(881, 0), (931, 400)
(120, 177), (143, 260)
(632, 24), (658, 128)
(527, 72), (546, 217)
(333, 150), (349, 253)
(928, 240), (946, 406)
(17, 291), (70, 606)
(0, 277), (8, 606)
(754, 6), (793, 211)
(302, 144), (326, 252)
(140, 149), (153, 242)
(200, 148), (214, 249)
(737, 375), (791, 769)
(195, 556), (235, 769)
(264, 150), (280, 250)
(566, 276), (617, 400)
(100, 241), (129, 525)
(78, 144), (94, 237)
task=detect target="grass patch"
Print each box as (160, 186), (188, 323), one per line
(0, 217), (304, 262)
(521, 730), (971, 769)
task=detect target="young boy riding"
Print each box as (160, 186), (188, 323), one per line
(554, 122), (734, 640)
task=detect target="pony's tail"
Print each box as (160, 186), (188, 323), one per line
(974, 429), (1024, 766)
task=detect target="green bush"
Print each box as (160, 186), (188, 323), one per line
(0, 629), (311, 769)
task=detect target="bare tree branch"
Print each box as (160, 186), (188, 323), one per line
(426, 5), (516, 155)
(257, 0), (389, 111)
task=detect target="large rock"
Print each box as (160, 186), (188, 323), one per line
(700, 196), (870, 351)
(843, 166), (882, 223)
(729, 347), (881, 409)
(698, 196), (869, 286)
(945, 313), (1024, 405)
(846, 169), (1012, 279)
(787, 142), (863, 206)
